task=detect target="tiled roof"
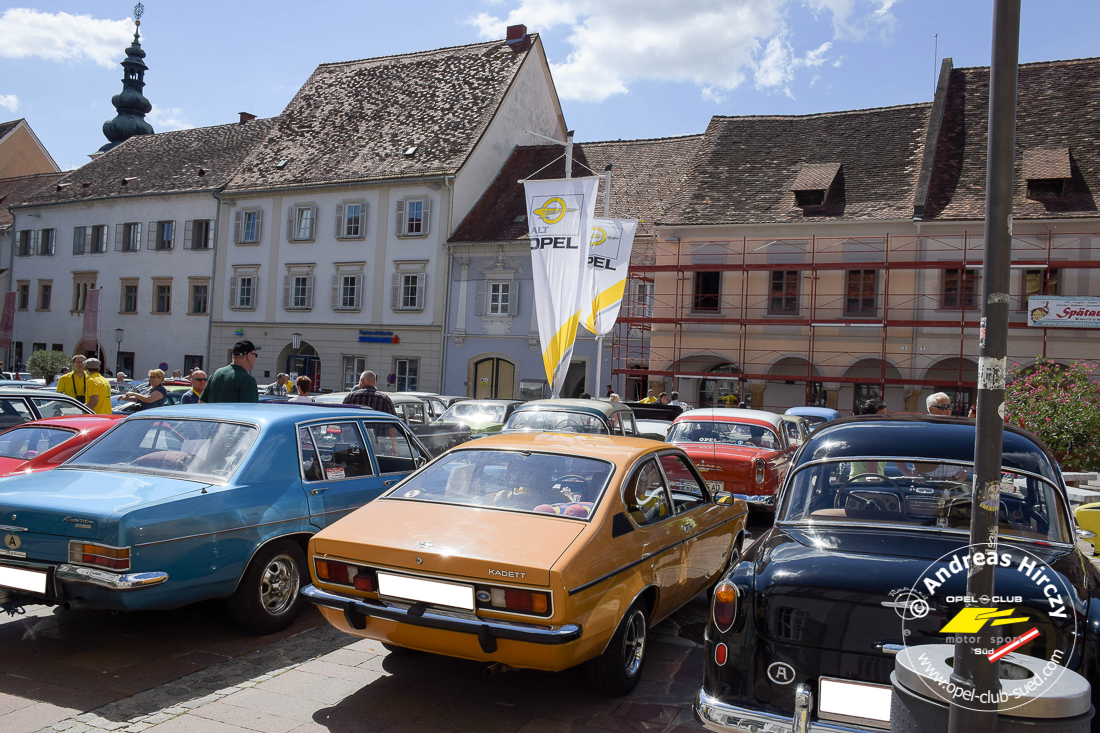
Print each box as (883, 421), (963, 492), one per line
(0, 119), (22, 141)
(450, 135), (702, 243)
(1023, 148), (1071, 180)
(0, 172), (64, 228)
(225, 37), (539, 193)
(925, 57), (1100, 220)
(791, 162), (841, 191)
(15, 118), (277, 206)
(660, 104), (932, 225)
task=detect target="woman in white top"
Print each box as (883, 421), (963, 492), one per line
(289, 375), (313, 403)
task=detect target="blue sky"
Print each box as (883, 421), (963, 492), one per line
(1, 1), (1098, 171)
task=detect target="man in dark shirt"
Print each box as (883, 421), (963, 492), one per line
(201, 341), (260, 404)
(181, 370), (206, 404)
(343, 370), (397, 415)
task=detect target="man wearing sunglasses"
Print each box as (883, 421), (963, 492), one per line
(200, 340), (261, 404)
(926, 392), (952, 415)
(182, 370), (207, 404)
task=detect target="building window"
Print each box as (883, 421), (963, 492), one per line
(392, 272), (426, 311)
(91, 225), (108, 253)
(71, 274), (97, 313)
(402, 275), (419, 309)
(121, 281), (138, 314)
(37, 281), (52, 311)
(16, 282), (29, 311)
(235, 209), (262, 244)
(396, 198), (430, 237)
(284, 274), (314, 310)
(632, 281), (654, 319)
(1023, 268), (1059, 307)
(343, 356), (366, 391)
(395, 359), (418, 391)
(288, 205), (316, 241)
(692, 271), (721, 312)
(845, 269), (877, 316)
(334, 274), (362, 310)
(189, 281), (209, 315)
(32, 342), (46, 353)
(187, 219), (211, 250)
(338, 202), (366, 239)
(943, 268), (981, 309)
(72, 227), (86, 255)
(184, 355), (203, 373)
(768, 271), (799, 314)
(115, 222), (141, 252)
(38, 229), (55, 256)
(154, 281), (172, 314)
(16, 230), (33, 257)
(151, 221), (174, 250)
(488, 282), (511, 315)
(232, 274), (257, 310)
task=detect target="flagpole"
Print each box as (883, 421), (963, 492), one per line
(594, 164), (612, 399)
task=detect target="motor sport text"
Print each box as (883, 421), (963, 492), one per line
(922, 552), (1068, 619)
(530, 237), (578, 250)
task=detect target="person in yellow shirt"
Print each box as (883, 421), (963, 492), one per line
(83, 359), (113, 415)
(639, 389), (658, 404)
(56, 355), (90, 406)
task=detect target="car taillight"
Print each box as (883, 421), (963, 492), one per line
(712, 582), (738, 632)
(488, 587), (550, 615)
(754, 458), (766, 484)
(353, 570), (377, 592)
(68, 541), (130, 571)
(715, 642), (728, 666)
(315, 559), (358, 586)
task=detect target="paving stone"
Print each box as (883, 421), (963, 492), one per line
(296, 659), (392, 686)
(190, 701), (301, 733)
(318, 648), (378, 668)
(0, 702), (78, 733)
(0, 691), (37, 716)
(254, 670), (361, 705)
(614, 702), (681, 724)
(218, 689), (327, 724)
(515, 719), (610, 733)
(143, 714), (253, 733)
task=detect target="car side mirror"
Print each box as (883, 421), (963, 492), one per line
(1077, 528), (1096, 540)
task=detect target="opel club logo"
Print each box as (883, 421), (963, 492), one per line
(532, 197), (574, 225)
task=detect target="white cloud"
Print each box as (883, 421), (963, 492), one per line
(0, 9), (133, 68)
(0, 95), (18, 113)
(147, 107), (194, 132)
(466, 0), (894, 102)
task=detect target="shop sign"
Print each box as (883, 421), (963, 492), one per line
(358, 330), (400, 344)
(1027, 296), (1100, 328)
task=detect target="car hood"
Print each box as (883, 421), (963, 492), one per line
(0, 469), (211, 541)
(751, 525), (1084, 661)
(311, 498), (587, 586)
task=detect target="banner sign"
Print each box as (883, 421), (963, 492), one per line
(581, 218), (638, 337)
(82, 289), (100, 351)
(358, 330), (399, 344)
(524, 176), (599, 397)
(0, 292), (15, 349)
(1027, 296), (1100, 328)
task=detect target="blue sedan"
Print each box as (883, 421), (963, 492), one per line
(0, 404), (429, 633)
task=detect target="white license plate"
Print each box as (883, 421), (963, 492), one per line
(0, 565), (47, 594)
(706, 481), (724, 492)
(377, 572), (474, 611)
(818, 677), (892, 727)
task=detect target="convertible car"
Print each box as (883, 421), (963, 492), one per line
(302, 433), (748, 695)
(695, 415), (1098, 732)
(0, 405), (427, 633)
(0, 414), (124, 475)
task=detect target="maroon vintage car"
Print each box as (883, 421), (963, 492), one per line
(666, 408), (796, 510)
(0, 415), (125, 476)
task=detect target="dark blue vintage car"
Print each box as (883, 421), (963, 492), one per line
(695, 415), (1099, 732)
(0, 404), (428, 633)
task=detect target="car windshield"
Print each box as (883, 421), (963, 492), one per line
(388, 449), (614, 519)
(801, 415), (829, 426)
(777, 460), (1072, 544)
(440, 402), (507, 423)
(667, 420), (780, 449)
(504, 411), (609, 434)
(0, 426), (76, 460)
(67, 418), (258, 481)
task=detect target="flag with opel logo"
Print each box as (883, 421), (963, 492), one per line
(580, 218), (637, 337)
(524, 176), (599, 397)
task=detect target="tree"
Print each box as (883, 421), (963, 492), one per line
(26, 350), (73, 384)
(1004, 357), (1100, 471)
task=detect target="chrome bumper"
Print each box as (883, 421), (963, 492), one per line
(694, 689), (882, 733)
(733, 493), (776, 508)
(55, 564), (168, 590)
(301, 584), (582, 654)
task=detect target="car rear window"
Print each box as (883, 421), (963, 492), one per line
(668, 420), (780, 449)
(388, 449), (614, 520)
(0, 426), (76, 459)
(504, 411), (609, 434)
(441, 402), (507, 423)
(67, 418), (258, 481)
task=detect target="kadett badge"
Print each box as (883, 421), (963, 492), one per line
(767, 662), (795, 685)
(3, 533), (19, 550)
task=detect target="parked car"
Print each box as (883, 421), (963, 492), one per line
(779, 414), (811, 447)
(435, 399), (523, 437)
(624, 402), (684, 422)
(1, 372), (45, 385)
(112, 385), (193, 414)
(0, 388), (94, 431)
(314, 392), (470, 457)
(0, 415), (126, 475)
(503, 399), (642, 437)
(302, 432), (749, 695)
(635, 419), (673, 440)
(666, 408), (796, 510)
(398, 392), (467, 420)
(0, 404), (427, 633)
(695, 415), (1097, 732)
(783, 405), (841, 432)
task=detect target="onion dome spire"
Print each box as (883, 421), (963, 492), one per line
(98, 3), (154, 154)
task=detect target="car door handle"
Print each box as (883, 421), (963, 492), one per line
(682, 518), (697, 532)
(310, 487), (328, 495)
(383, 479), (396, 486)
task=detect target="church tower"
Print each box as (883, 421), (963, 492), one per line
(97, 3), (154, 154)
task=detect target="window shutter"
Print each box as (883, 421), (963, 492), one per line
(282, 275), (292, 309)
(72, 227), (83, 255)
(32, 230), (40, 255)
(168, 220), (176, 249)
(287, 206), (295, 242)
(183, 221), (193, 250)
(87, 226), (95, 253)
(233, 211), (242, 243)
(508, 281), (519, 316)
(206, 220), (215, 250)
(147, 222), (157, 250)
(415, 273), (426, 310)
(475, 281), (486, 316)
(354, 274), (363, 309)
(305, 275), (315, 308)
(253, 209), (262, 242)
(115, 223), (124, 251)
(421, 197), (431, 236)
(229, 277), (238, 308)
(331, 274), (340, 308)
(395, 199), (406, 236)
(334, 204), (344, 238)
(250, 275), (260, 309)
(391, 272), (401, 309)
(308, 205), (317, 239)
(134, 223), (141, 250)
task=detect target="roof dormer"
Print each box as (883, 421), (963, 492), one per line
(1023, 147), (1070, 199)
(791, 162), (841, 208)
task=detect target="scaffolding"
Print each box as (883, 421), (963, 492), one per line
(611, 230), (1100, 413)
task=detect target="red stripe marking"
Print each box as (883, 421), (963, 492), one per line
(988, 627), (1040, 663)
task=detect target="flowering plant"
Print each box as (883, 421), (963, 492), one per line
(1004, 357), (1100, 471)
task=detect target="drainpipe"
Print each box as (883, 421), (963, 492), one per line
(440, 174), (457, 393)
(208, 188), (226, 371)
(6, 212), (15, 369)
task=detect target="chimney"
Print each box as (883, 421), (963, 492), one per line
(506, 25), (527, 44)
(239, 112), (256, 125)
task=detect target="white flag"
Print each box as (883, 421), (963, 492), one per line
(580, 218), (637, 337)
(524, 176), (600, 397)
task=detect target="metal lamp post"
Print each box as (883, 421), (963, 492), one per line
(115, 328), (124, 376)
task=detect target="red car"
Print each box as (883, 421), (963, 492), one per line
(665, 408), (796, 510)
(0, 415), (125, 475)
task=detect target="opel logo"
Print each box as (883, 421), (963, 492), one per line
(3, 534), (20, 550)
(532, 197), (571, 225)
(767, 662), (796, 685)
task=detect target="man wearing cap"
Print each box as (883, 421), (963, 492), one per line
(84, 359), (113, 414)
(57, 355), (90, 405)
(200, 340), (260, 404)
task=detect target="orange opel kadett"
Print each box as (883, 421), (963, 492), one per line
(301, 432), (748, 695)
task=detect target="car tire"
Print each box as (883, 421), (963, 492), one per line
(227, 540), (305, 635)
(587, 598), (649, 696)
(381, 642), (419, 655)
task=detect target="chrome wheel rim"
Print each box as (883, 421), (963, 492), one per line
(260, 554), (300, 616)
(622, 609), (647, 677)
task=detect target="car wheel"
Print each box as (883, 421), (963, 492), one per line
(587, 598), (649, 696)
(381, 642), (419, 655)
(227, 540), (305, 634)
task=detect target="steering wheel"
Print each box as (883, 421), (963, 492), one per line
(552, 419), (580, 432)
(836, 473), (904, 511)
